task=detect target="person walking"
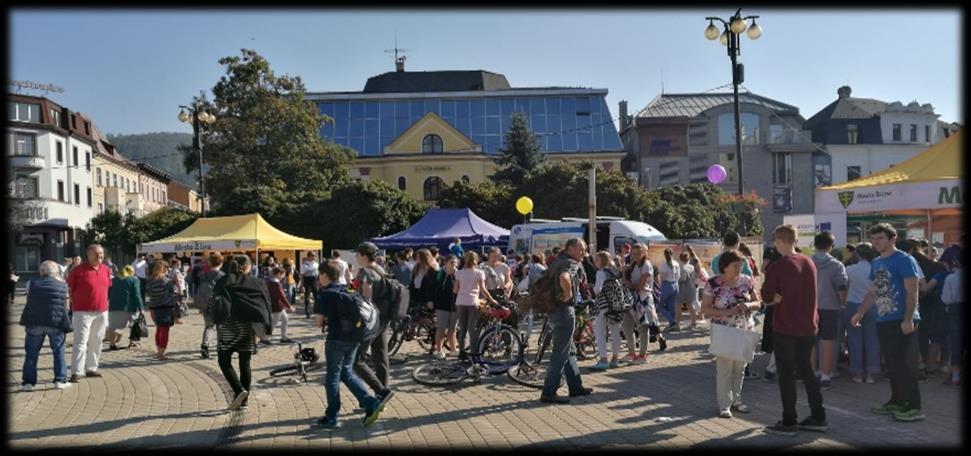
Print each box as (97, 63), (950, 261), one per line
(146, 260), (179, 361)
(313, 260), (390, 429)
(351, 242), (395, 405)
(66, 244), (112, 383)
(20, 261), (74, 391)
(711, 232), (754, 276)
(677, 252), (703, 330)
(167, 258), (187, 324)
(107, 266), (143, 351)
(281, 257), (297, 305)
(330, 249), (354, 286)
(684, 245), (709, 327)
(264, 267), (295, 344)
(844, 242), (880, 384)
(211, 254), (273, 411)
(850, 223), (924, 422)
(701, 250), (762, 419)
(590, 251), (624, 371)
(539, 238), (593, 404)
(195, 253), (225, 359)
(657, 248), (682, 331)
(811, 232), (849, 390)
(940, 251), (963, 386)
(453, 251), (499, 359)
(432, 255), (459, 359)
(300, 253), (320, 318)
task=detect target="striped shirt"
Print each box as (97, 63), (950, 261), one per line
(217, 319), (256, 353)
(146, 277), (176, 309)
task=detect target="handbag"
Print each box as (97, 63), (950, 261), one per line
(130, 312), (149, 340)
(708, 316), (760, 363)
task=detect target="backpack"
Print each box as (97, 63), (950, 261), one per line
(193, 270), (225, 311)
(337, 290), (381, 342)
(597, 270), (633, 322)
(207, 278), (233, 325)
(523, 268), (559, 314)
(367, 267), (410, 323)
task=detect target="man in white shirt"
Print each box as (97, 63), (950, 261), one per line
(330, 250), (353, 286)
(131, 254), (148, 301)
(941, 253), (963, 385)
(300, 252), (320, 318)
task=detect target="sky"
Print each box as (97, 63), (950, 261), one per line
(10, 9), (963, 136)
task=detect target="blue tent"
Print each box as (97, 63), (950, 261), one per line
(370, 208), (510, 251)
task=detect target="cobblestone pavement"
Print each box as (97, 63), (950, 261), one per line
(7, 294), (962, 448)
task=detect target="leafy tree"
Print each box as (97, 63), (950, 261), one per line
(126, 207), (199, 250)
(437, 180), (515, 228)
(491, 112), (545, 186)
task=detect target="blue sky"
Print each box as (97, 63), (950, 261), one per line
(10, 9), (962, 135)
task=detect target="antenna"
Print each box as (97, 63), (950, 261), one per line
(9, 80), (65, 96)
(660, 68), (664, 94)
(384, 30), (413, 69)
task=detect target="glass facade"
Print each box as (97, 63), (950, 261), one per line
(317, 94), (623, 156)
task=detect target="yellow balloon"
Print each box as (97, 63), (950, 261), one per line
(515, 196), (533, 215)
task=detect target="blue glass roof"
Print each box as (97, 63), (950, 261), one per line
(316, 93), (623, 156)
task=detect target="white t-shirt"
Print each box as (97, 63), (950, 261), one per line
(132, 259), (147, 279)
(454, 268), (485, 306)
(941, 270), (962, 306)
(333, 258), (350, 285)
(845, 260), (873, 304)
(629, 261), (654, 293)
(301, 260), (319, 277)
(658, 260), (681, 282)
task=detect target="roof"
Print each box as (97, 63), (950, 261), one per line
(138, 213), (322, 253)
(829, 98), (888, 119)
(363, 70), (512, 93)
(636, 92), (800, 118)
(820, 128), (963, 190)
(370, 208), (509, 250)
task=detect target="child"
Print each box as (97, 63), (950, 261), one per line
(264, 267), (295, 344)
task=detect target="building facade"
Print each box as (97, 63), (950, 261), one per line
(620, 92), (819, 243)
(307, 62), (626, 204)
(8, 94), (97, 272)
(135, 163), (171, 216)
(167, 179), (203, 213)
(90, 124), (142, 217)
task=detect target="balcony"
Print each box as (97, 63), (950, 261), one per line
(10, 154), (45, 171)
(767, 130), (818, 153)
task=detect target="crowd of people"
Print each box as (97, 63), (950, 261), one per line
(14, 225), (964, 435)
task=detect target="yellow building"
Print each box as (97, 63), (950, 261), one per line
(310, 65), (626, 204)
(90, 124), (142, 216)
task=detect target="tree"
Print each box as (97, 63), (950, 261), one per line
(491, 112), (545, 186)
(193, 49), (354, 219)
(80, 210), (130, 261)
(437, 180), (515, 228)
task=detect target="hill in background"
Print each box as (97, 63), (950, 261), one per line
(106, 132), (196, 189)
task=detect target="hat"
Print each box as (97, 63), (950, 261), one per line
(356, 242), (378, 258)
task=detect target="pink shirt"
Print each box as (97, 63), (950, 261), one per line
(454, 268), (485, 306)
(66, 263), (112, 312)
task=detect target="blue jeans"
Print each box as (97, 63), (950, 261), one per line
(23, 325), (68, 385)
(541, 305), (585, 397)
(656, 281), (679, 327)
(843, 302), (880, 375)
(325, 339), (379, 420)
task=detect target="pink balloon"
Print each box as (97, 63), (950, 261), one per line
(707, 164), (727, 184)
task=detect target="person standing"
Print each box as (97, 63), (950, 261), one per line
(392, 251), (414, 286)
(621, 243), (664, 365)
(940, 252), (963, 386)
(759, 246), (783, 382)
(330, 249), (353, 286)
(448, 238), (464, 260)
(313, 260), (390, 429)
(351, 242), (395, 405)
(20, 261), (73, 391)
(66, 244), (112, 383)
(211, 255), (273, 411)
(432, 255), (460, 359)
(196, 253), (225, 359)
(844, 243), (880, 384)
(453, 251), (499, 359)
(657, 248), (682, 332)
(711, 232), (753, 276)
(107, 266), (143, 351)
(760, 225), (826, 436)
(539, 238), (593, 404)
(850, 223), (924, 422)
(300, 253), (320, 318)
(480, 247), (513, 307)
(264, 267), (295, 344)
(811, 232), (849, 390)
(590, 251), (624, 371)
(410, 249), (439, 314)
(168, 258), (187, 324)
(677, 252), (703, 330)
(281, 257), (297, 304)
(146, 260), (178, 361)
(701, 251), (762, 419)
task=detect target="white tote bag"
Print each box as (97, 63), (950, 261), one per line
(708, 317), (761, 363)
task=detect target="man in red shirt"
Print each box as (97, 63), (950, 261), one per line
(761, 225), (827, 436)
(66, 244), (112, 383)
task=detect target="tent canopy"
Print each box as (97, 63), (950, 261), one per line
(138, 213), (322, 254)
(371, 208), (510, 251)
(815, 129), (962, 213)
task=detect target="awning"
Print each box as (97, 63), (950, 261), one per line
(137, 213), (322, 254)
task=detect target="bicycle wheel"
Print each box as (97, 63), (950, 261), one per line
(507, 361), (546, 389)
(269, 364), (300, 377)
(575, 320), (596, 360)
(476, 325), (524, 374)
(416, 317), (436, 352)
(531, 322), (553, 366)
(412, 360), (469, 386)
(388, 325), (406, 356)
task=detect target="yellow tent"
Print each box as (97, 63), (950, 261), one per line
(137, 213), (322, 254)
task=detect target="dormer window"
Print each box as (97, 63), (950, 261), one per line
(422, 134), (443, 154)
(847, 124), (858, 144)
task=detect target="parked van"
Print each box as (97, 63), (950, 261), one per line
(508, 216), (666, 255)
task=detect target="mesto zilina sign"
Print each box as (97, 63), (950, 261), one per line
(815, 180), (961, 213)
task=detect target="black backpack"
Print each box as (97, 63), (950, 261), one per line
(334, 290), (381, 342)
(207, 283), (233, 324)
(367, 267), (410, 323)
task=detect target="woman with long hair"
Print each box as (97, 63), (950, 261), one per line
(621, 243), (665, 365)
(677, 252), (703, 329)
(410, 248), (440, 314)
(657, 248), (682, 331)
(146, 260), (178, 360)
(432, 255), (460, 359)
(453, 251), (498, 358)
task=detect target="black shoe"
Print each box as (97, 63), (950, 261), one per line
(569, 387), (593, 397)
(200, 345), (210, 359)
(764, 421), (798, 437)
(658, 337), (667, 351)
(798, 416), (828, 433)
(539, 394), (570, 404)
(109, 343), (119, 351)
(649, 333), (658, 343)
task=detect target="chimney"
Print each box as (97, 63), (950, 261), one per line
(395, 56), (406, 72)
(619, 100), (629, 130)
(837, 85), (852, 99)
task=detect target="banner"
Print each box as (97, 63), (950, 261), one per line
(815, 179), (961, 214)
(529, 226), (584, 256)
(137, 239), (259, 254)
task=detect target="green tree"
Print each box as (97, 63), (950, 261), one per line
(491, 112), (545, 186)
(194, 49), (354, 219)
(437, 180), (515, 228)
(126, 208), (199, 254)
(80, 211), (132, 262)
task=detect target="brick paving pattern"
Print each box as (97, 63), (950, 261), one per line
(7, 294), (962, 448)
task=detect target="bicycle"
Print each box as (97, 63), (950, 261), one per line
(388, 304), (437, 356)
(506, 299), (596, 389)
(268, 342), (323, 383)
(412, 305), (524, 386)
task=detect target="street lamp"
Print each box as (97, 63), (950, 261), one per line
(705, 8), (762, 197)
(178, 103), (216, 216)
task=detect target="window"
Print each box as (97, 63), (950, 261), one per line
(14, 246), (40, 273)
(772, 153), (791, 186)
(847, 124), (859, 144)
(162, 191), (167, 202)
(9, 102), (40, 122)
(57, 180), (65, 201)
(461, 175), (471, 184)
(847, 166), (862, 181)
(98, 203), (103, 214)
(422, 134), (444, 154)
(892, 124), (901, 142)
(910, 124), (917, 142)
(813, 153), (832, 187)
(397, 176), (406, 191)
(769, 124), (784, 144)
(423, 176), (443, 201)
(72, 146), (79, 167)
(113, 173), (118, 188)
(87, 187), (92, 207)
(84, 122), (90, 135)
(718, 112), (760, 145)
(50, 108), (61, 127)
(85, 152), (91, 171)
(97, 168), (102, 186)
(925, 125), (931, 143)
(13, 133), (35, 156)
(73, 184), (80, 206)
(13, 176), (38, 198)
(56, 142), (63, 163)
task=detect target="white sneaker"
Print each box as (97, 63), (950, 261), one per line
(54, 382), (73, 389)
(435, 351), (446, 360)
(20, 384), (33, 392)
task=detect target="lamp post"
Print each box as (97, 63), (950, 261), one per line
(705, 9), (762, 197)
(178, 104), (216, 216)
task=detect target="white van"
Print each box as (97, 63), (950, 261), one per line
(508, 216), (666, 255)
